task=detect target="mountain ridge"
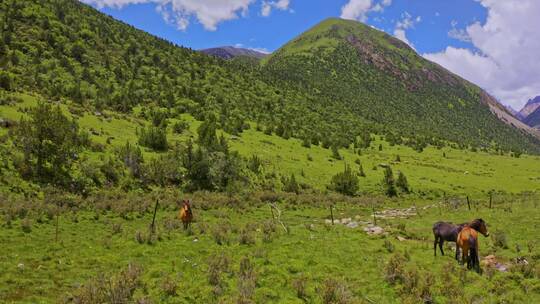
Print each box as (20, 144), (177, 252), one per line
(262, 18), (540, 151)
(201, 46), (269, 60)
(519, 96), (540, 118)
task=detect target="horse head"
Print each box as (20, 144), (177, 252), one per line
(471, 218), (489, 237)
(182, 199), (192, 215)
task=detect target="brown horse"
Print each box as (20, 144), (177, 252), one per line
(432, 218), (489, 259)
(178, 199), (193, 230)
(456, 219), (489, 272)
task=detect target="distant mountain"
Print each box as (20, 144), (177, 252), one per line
(519, 96), (540, 121)
(201, 46), (269, 60)
(524, 106), (540, 128)
(262, 18), (540, 151)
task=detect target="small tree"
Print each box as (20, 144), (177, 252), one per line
(383, 166), (397, 197)
(331, 145), (341, 160)
(138, 126), (168, 151)
(197, 114), (218, 150)
(328, 164), (359, 196)
(283, 173), (300, 194)
(396, 171), (409, 193)
(13, 102), (85, 186)
(358, 164), (366, 177)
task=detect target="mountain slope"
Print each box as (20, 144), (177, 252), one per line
(524, 106), (540, 128)
(262, 18), (540, 152)
(519, 96), (540, 120)
(0, 2), (539, 153)
(201, 46), (268, 60)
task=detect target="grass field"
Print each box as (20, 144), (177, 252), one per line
(1, 193), (539, 303)
(1, 92), (540, 303)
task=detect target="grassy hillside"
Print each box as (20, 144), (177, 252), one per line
(263, 18), (540, 153)
(2, 91), (540, 197)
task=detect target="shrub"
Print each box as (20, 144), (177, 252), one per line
(160, 275), (178, 296)
(383, 240), (395, 253)
(212, 222), (231, 245)
(383, 166), (397, 197)
(262, 220), (276, 243)
(320, 278), (353, 304)
(239, 225), (256, 245)
(292, 275), (308, 299)
(138, 126), (168, 151)
(384, 252), (407, 284)
(282, 174), (300, 194)
(112, 222), (123, 235)
(207, 252), (231, 287)
(331, 145), (341, 160)
(238, 257), (256, 304)
(492, 230), (509, 249)
(69, 263), (143, 303)
(396, 171), (409, 193)
(21, 218), (32, 233)
(328, 164), (359, 196)
(172, 120), (189, 134)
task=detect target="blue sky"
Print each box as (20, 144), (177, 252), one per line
(81, 0), (540, 108)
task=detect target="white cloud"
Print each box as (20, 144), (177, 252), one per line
(392, 11), (421, 48)
(260, 0), (291, 17)
(340, 0), (391, 22)
(393, 29), (411, 46)
(82, 0), (259, 31)
(423, 0), (540, 108)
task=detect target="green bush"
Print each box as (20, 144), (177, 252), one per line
(328, 164), (359, 196)
(137, 126), (168, 151)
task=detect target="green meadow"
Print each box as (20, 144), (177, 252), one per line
(1, 93), (540, 303)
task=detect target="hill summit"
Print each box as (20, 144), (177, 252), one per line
(262, 18), (540, 152)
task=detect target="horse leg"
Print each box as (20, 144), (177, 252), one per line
(455, 244), (460, 261)
(434, 236), (439, 256)
(439, 239), (445, 256)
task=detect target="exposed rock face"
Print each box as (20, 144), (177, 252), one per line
(480, 92), (540, 139)
(519, 96), (540, 119)
(523, 106), (540, 128)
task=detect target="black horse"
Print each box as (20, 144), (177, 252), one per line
(433, 219), (488, 260)
(433, 221), (466, 259)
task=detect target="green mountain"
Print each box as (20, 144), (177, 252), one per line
(262, 18), (540, 153)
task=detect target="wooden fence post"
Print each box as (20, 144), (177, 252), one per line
(151, 199), (159, 233)
(372, 205), (377, 226)
(489, 192), (492, 209)
(466, 196), (471, 211)
(55, 214), (60, 243)
(330, 205), (334, 225)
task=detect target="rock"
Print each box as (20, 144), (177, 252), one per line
(354, 215), (362, 220)
(481, 255), (509, 272)
(346, 221), (358, 228)
(397, 236), (407, 242)
(341, 218), (351, 224)
(363, 226), (384, 235)
(17, 263), (24, 272)
(324, 219), (334, 225)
